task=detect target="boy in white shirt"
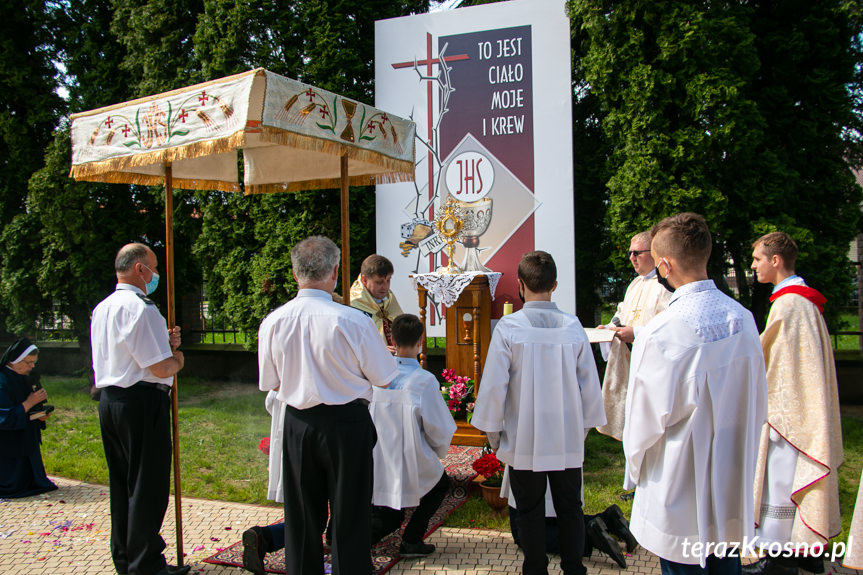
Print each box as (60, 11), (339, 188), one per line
(370, 314), (457, 557)
(472, 250), (606, 575)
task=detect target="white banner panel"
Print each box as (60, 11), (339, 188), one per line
(375, 0), (574, 335)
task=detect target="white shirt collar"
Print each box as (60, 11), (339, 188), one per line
(115, 283), (145, 295)
(773, 274), (805, 294)
(668, 279), (716, 306)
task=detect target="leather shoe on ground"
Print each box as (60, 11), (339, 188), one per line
(742, 556), (798, 575)
(587, 516), (626, 569)
(399, 540), (436, 557)
(601, 504), (638, 553)
(155, 565), (191, 575)
(242, 526), (268, 575)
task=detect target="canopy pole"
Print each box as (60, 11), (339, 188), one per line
(165, 164), (184, 565)
(341, 154), (350, 305)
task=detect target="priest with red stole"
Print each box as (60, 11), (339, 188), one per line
(746, 232), (844, 575)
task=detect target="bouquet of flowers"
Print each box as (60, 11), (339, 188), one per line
(440, 368), (475, 421)
(258, 437), (271, 455)
(471, 450), (503, 487)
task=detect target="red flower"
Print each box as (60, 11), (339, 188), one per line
(471, 452), (503, 479)
(258, 437), (270, 455)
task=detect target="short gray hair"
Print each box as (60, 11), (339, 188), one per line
(631, 231), (652, 247)
(291, 236), (340, 282)
(115, 243), (151, 272)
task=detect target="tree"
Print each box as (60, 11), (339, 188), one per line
(570, 0), (862, 328)
(0, 0), (203, 382)
(191, 0), (426, 347)
(0, 1), (64, 334)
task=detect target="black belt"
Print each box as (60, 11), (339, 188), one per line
(136, 381), (172, 393)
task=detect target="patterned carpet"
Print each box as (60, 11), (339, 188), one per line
(203, 445), (482, 574)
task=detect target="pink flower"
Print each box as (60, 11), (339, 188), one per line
(448, 399), (461, 411)
(449, 382), (468, 400)
(467, 402), (475, 411)
(442, 368), (455, 382)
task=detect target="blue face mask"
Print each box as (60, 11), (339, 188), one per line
(142, 264), (160, 295)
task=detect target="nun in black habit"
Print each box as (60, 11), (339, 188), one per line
(0, 338), (57, 498)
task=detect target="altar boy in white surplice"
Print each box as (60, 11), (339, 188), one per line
(623, 213), (767, 575)
(472, 250), (606, 575)
(370, 314), (456, 558)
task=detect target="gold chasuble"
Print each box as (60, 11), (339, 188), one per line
(349, 275), (403, 347)
(597, 274), (670, 440)
(753, 289), (843, 546)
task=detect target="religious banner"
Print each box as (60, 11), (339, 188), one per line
(375, 0), (575, 335)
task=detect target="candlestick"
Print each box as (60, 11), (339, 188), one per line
(503, 302), (513, 316)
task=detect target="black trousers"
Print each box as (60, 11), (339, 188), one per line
(98, 385), (171, 575)
(282, 401), (376, 575)
(509, 467), (586, 575)
(371, 471), (450, 544)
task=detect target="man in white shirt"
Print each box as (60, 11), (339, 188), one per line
(597, 231), (671, 441)
(91, 243), (186, 575)
(746, 232), (843, 575)
(623, 213), (767, 575)
(258, 236), (398, 575)
(472, 250), (606, 575)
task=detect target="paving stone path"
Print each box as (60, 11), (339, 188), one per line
(1, 476), (859, 575)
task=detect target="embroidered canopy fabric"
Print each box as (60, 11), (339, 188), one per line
(69, 68), (416, 193)
(412, 272), (502, 307)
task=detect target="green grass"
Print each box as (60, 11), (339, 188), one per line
(41, 376), (277, 507)
(38, 376), (863, 538)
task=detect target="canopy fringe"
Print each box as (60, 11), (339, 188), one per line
(257, 126), (414, 177)
(69, 132), (246, 179)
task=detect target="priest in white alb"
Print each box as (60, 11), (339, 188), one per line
(745, 232), (843, 575)
(597, 230), (671, 441)
(623, 213), (767, 575)
(472, 250), (606, 575)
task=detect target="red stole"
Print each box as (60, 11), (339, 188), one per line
(769, 285), (826, 314)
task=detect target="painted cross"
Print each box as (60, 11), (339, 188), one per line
(391, 33), (470, 324)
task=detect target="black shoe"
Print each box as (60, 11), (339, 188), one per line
(797, 556), (824, 574)
(601, 504), (638, 553)
(619, 491), (635, 502)
(399, 540), (436, 557)
(242, 526), (269, 575)
(742, 556), (798, 575)
(156, 565), (191, 575)
(587, 516), (626, 569)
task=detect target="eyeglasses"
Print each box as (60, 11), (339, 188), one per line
(627, 250), (650, 257)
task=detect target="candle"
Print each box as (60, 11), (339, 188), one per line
(503, 302), (513, 316)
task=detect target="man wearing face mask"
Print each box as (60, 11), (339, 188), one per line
(91, 243), (187, 575)
(623, 213), (767, 575)
(596, 231), (671, 442)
